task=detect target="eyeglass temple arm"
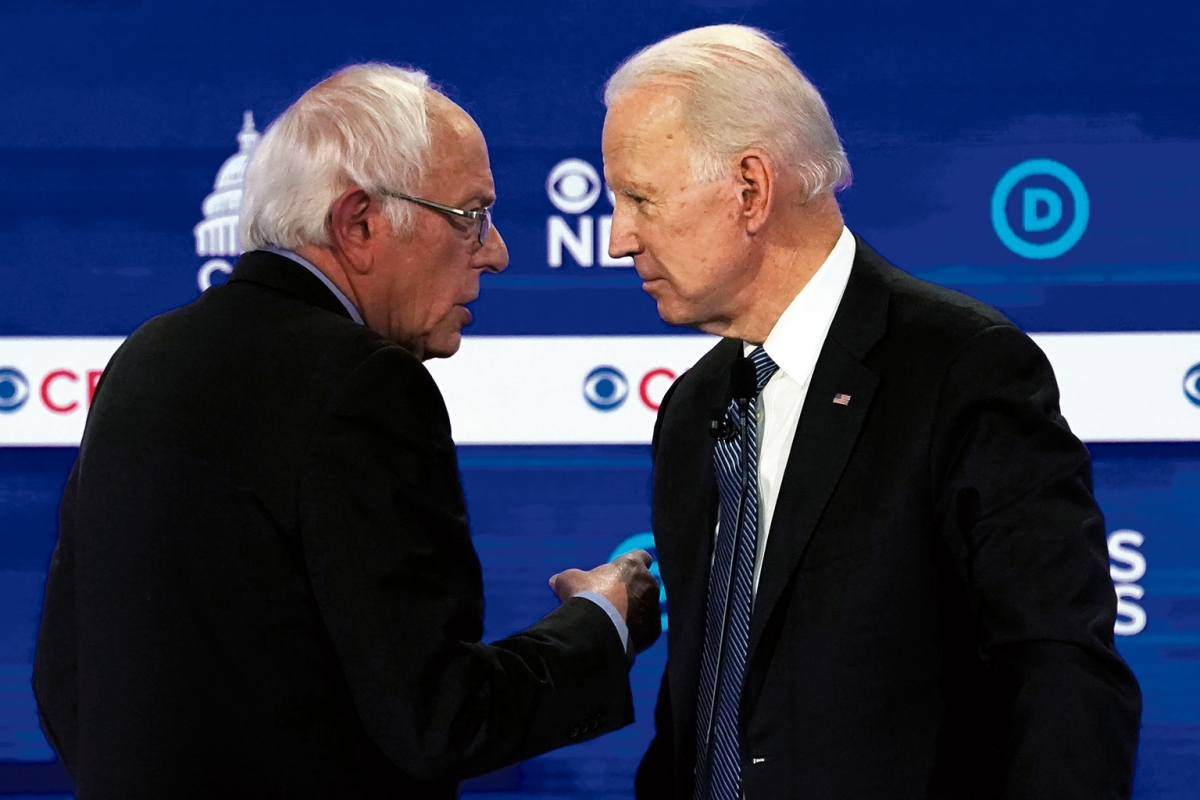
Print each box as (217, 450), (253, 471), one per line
(381, 189), (483, 220)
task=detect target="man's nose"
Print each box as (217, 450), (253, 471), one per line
(607, 206), (640, 260)
(477, 225), (509, 273)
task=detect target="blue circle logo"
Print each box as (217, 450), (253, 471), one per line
(610, 532), (668, 632)
(991, 159), (1089, 259)
(0, 367), (30, 413)
(1184, 363), (1200, 408)
(583, 366), (628, 411)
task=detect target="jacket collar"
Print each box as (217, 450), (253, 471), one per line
(825, 235), (892, 361)
(226, 250), (355, 321)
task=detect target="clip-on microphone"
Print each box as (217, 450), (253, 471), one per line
(709, 407), (732, 440)
(709, 355), (757, 440)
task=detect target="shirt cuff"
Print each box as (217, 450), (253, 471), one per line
(574, 590), (634, 662)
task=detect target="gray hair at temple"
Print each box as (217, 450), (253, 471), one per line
(241, 63), (435, 251)
(604, 25), (851, 203)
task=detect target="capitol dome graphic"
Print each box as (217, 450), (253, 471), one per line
(194, 111), (259, 291)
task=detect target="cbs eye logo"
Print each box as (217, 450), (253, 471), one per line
(583, 366), (629, 411)
(547, 159), (603, 214)
(1184, 363), (1200, 408)
(545, 158), (628, 268)
(0, 367), (30, 413)
(991, 159), (1089, 259)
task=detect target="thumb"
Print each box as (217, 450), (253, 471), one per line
(549, 568), (585, 600)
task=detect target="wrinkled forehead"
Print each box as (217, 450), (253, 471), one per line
(603, 86), (692, 183)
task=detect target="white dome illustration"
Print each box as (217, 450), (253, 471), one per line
(194, 111), (259, 257)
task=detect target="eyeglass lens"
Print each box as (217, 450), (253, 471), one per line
(477, 207), (491, 245)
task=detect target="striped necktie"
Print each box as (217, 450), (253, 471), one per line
(695, 346), (779, 800)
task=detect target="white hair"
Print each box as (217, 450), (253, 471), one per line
(604, 25), (851, 202)
(241, 63), (435, 250)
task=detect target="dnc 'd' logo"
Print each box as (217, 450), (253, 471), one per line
(0, 367), (30, 413)
(991, 158), (1089, 259)
(195, 112), (261, 292)
(1184, 363), (1200, 408)
(546, 158), (633, 269)
(583, 366), (629, 411)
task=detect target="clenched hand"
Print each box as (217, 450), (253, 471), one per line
(549, 550), (661, 654)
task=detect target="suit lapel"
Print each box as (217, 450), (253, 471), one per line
(743, 240), (891, 688)
(658, 343), (737, 769)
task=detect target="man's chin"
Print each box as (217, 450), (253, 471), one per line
(420, 330), (463, 361)
(654, 298), (698, 329)
(644, 286), (695, 328)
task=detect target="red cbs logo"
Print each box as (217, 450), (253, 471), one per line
(39, 369), (104, 414)
(638, 368), (676, 411)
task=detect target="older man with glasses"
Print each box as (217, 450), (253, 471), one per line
(33, 63), (660, 799)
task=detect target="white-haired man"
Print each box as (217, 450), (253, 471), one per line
(603, 25), (1141, 800)
(33, 64), (659, 799)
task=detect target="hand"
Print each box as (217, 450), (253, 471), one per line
(549, 550), (662, 654)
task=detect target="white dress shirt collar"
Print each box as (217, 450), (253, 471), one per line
(744, 225), (857, 386)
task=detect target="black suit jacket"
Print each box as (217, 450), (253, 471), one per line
(636, 239), (1141, 799)
(33, 251), (633, 799)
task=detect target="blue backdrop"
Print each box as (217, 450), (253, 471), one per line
(1, 1), (1198, 796)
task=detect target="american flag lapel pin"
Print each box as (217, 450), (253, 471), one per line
(832, 393), (852, 406)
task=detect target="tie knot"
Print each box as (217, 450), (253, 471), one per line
(748, 346), (779, 392)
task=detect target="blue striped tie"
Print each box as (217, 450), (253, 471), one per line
(695, 346), (779, 800)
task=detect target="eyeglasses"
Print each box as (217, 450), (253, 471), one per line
(379, 189), (492, 246)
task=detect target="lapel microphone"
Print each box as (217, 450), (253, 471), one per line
(709, 407), (733, 440)
(709, 355), (758, 440)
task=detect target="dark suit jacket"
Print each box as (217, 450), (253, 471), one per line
(33, 250), (633, 799)
(636, 239), (1141, 799)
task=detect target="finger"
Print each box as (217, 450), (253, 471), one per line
(612, 550), (638, 567)
(621, 549), (652, 568)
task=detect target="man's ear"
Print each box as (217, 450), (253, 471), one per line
(738, 151), (774, 235)
(327, 187), (375, 274)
